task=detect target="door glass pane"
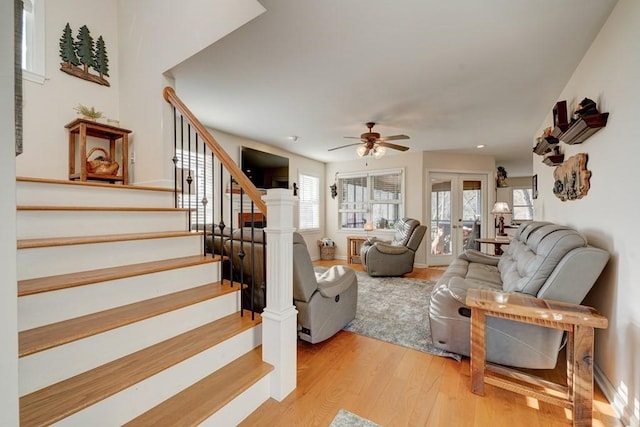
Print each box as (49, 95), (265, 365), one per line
(431, 179), (451, 255)
(462, 180), (482, 250)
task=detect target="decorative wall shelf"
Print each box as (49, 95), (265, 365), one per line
(543, 153), (564, 166)
(560, 113), (609, 145)
(533, 137), (559, 155)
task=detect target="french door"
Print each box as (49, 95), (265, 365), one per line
(428, 173), (487, 266)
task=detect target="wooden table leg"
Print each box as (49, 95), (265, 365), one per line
(571, 325), (595, 427)
(470, 307), (487, 395)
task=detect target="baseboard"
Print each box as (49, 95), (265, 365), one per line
(594, 363), (638, 427)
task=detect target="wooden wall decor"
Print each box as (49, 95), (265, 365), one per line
(59, 23), (110, 86)
(553, 153), (591, 201)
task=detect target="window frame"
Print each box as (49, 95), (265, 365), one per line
(511, 186), (534, 222)
(22, 0), (45, 84)
(298, 171), (320, 232)
(337, 168), (404, 231)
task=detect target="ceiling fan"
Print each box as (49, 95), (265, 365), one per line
(328, 122), (410, 158)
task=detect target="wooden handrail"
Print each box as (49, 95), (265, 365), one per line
(163, 87), (267, 215)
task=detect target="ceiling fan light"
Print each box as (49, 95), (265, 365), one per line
(373, 146), (386, 158)
(356, 145), (368, 157)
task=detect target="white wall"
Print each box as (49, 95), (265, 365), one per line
(1, 0), (19, 424)
(209, 128), (326, 257)
(324, 151), (424, 262)
(324, 151), (495, 266)
(17, 0), (120, 179)
(15, 0), (264, 185)
(532, 1), (639, 425)
(117, 0), (265, 187)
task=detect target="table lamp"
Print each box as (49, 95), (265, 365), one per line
(491, 202), (511, 236)
(363, 221), (374, 241)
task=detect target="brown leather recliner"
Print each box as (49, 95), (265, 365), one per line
(360, 218), (427, 277)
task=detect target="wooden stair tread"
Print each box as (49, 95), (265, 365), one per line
(18, 255), (220, 296)
(17, 176), (175, 193)
(17, 205), (192, 212)
(17, 230), (202, 249)
(124, 347), (273, 427)
(19, 282), (240, 357)
(19, 313), (261, 427)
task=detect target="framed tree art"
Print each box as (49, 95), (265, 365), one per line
(59, 23), (110, 86)
(552, 153), (591, 201)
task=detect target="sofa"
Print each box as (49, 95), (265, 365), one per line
(428, 221), (609, 369)
(360, 218), (427, 276)
(206, 226), (266, 312)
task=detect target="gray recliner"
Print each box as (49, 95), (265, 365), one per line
(360, 218), (427, 277)
(292, 233), (358, 344)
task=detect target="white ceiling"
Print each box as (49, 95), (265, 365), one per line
(170, 0), (617, 176)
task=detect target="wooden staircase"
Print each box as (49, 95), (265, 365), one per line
(16, 177), (273, 426)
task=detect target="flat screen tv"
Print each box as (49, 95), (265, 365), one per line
(240, 146), (289, 189)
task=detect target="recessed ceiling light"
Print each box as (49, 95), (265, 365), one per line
(476, 144), (486, 149)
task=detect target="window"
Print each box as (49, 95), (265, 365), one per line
(298, 173), (320, 230)
(22, 0), (45, 83)
(338, 169), (403, 230)
(512, 187), (533, 221)
(176, 150), (214, 226)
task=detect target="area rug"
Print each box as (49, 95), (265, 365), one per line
(329, 409), (381, 427)
(333, 269), (461, 361)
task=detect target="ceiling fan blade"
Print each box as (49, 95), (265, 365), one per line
(328, 142), (363, 151)
(379, 134), (410, 141)
(343, 136), (363, 139)
(377, 141), (410, 151)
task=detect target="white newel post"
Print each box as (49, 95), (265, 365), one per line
(261, 189), (297, 401)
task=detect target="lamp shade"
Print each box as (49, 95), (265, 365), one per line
(356, 145), (368, 157)
(491, 202), (511, 215)
(363, 221), (374, 232)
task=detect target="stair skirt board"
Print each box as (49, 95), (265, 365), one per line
(19, 263), (218, 330)
(17, 235), (204, 280)
(17, 210), (190, 239)
(17, 179), (174, 208)
(19, 292), (241, 396)
(40, 327), (262, 427)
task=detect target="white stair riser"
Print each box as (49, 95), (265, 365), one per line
(17, 181), (174, 208)
(17, 235), (204, 280)
(17, 210), (189, 239)
(19, 263), (220, 330)
(19, 292), (242, 396)
(51, 327), (262, 427)
(201, 375), (271, 427)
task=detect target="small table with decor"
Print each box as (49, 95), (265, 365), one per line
(476, 237), (510, 256)
(346, 236), (368, 264)
(466, 288), (608, 427)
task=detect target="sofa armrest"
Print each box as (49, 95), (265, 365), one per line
(373, 242), (410, 255)
(317, 266), (357, 298)
(458, 249), (500, 266)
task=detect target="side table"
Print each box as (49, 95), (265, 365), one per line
(67, 118), (132, 184)
(346, 236), (368, 264)
(466, 288), (608, 427)
(476, 237), (510, 256)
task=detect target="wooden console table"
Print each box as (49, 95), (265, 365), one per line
(347, 236), (368, 264)
(67, 118), (131, 184)
(466, 288), (608, 427)
(476, 237), (510, 256)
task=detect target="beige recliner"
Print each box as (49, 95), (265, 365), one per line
(360, 218), (427, 276)
(292, 233), (358, 344)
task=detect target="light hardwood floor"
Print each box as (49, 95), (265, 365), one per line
(240, 261), (621, 427)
